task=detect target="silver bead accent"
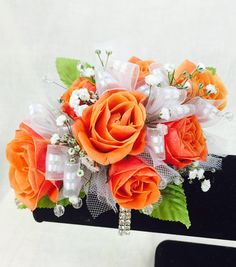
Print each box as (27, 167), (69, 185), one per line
(53, 204), (65, 217)
(72, 197), (83, 209)
(210, 167), (216, 173)
(142, 205), (154, 215)
(118, 206), (131, 236)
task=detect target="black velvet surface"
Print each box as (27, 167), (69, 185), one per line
(33, 155), (236, 240)
(155, 240), (236, 267)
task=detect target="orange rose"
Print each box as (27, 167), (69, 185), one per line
(109, 156), (161, 209)
(72, 89), (146, 165)
(61, 77), (96, 119)
(175, 60), (227, 110)
(6, 123), (61, 210)
(129, 57), (154, 87)
(164, 116), (208, 169)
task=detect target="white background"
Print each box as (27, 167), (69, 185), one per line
(0, 0), (236, 266)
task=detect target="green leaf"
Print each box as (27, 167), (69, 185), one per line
(17, 204), (27, 209)
(37, 195), (56, 208)
(150, 184), (191, 229)
(206, 66), (217, 75)
(79, 191), (86, 199)
(37, 195), (71, 209)
(56, 57), (81, 87)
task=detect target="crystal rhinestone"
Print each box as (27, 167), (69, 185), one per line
(118, 229), (124, 236)
(125, 227), (131, 232)
(119, 225), (125, 230)
(72, 198), (83, 209)
(119, 219), (125, 226)
(125, 213), (131, 219)
(119, 213), (125, 219)
(210, 168), (216, 173)
(142, 205), (153, 215)
(125, 219), (131, 225)
(53, 204), (65, 217)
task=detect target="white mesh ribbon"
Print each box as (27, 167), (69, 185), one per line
(139, 152), (184, 189)
(199, 154), (223, 171)
(86, 166), (117, 219)
(95, 59), (139, 95)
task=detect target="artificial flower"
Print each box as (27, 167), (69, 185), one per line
(129, 56), (154, 87)
(50, 133), (60, 144)
(145, 74), (161, 86)
(164, 116), (208, 169)
(6, 123), (61, 210)
(109, 156), (161, 209)
(61, 77), (96, 120)
(72, 89), (146, 165)
(201, 179), (211, 192)
(56, 114), (67, 126)
(174, 59), (227, 110)
(74, 104), (89, 117)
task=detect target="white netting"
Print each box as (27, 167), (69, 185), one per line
(86, 166), (117, 219)
(199, 154), (223, 171)
(138, 152), (184, 189)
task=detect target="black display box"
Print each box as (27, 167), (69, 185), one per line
(33, 156), (236, 240)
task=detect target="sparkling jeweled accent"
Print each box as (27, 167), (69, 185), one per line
(118, 206), (131, 236)
(53, 204), (65, 217)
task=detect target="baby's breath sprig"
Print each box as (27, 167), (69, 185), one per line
(95, 49), (113, 70)
(105, 50), (112, 69)
(95, 49), (104, 68)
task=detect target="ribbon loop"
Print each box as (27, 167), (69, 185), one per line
(146, 124), (168, 163)
(63, 162), (83, 198)
(45, 145), (68, 180)
(24, 104), (59, 139)
(95, 59), (139, 95)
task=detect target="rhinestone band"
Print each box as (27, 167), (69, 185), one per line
(118, 206), (131, 235)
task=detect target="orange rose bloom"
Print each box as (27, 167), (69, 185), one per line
(164, 116), (208, 169)
(109, 156), (161, 209)
(6, 123), (61, 210)
(61, 77), (96, 119)
(129, 57), (154, 87)
(73, 89), (146, 165)
(175, 60), (227, 110)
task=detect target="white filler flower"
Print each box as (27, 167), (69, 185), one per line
(82, 67), (95, 77)
(188, 169), (198, 180)
(196, 63), (206, 73)
(50, 133), (60, 144)
(145, 74), (161, 86)
(206, 84), (217, 94)
(74, 104), (88, 117)
(159, 107), (171, 120)
(56, 115), (67, 126)
(78, 88), (90, 102)
(69, 90), (80, 108)
(201, 179), (211, 192)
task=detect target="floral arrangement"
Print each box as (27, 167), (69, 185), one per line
(6, 50), (232, 235)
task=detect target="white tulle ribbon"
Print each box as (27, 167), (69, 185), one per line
(187, 97), (225, 127)
(95, 59), (139, 95)
(62, 162), (83, 198)
(86, 166), (117, 218)
(45, 145), (83, 197)
(23, 104), (59, 139)
(145, 86), (187, 125)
